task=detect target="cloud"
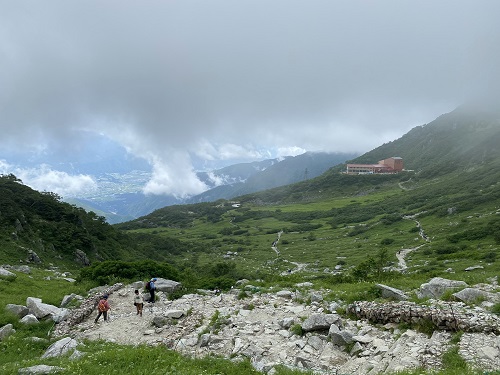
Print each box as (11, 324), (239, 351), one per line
(0, 160), (96, 197)
(1, 1), (500, 196)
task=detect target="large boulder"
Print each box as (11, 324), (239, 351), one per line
(26, 297), (63, 320)
(41, 337), (78, 358)
(155, 278), (182, 293)
(302, 314), (342, 332)
(376, 284), (409, 301)
(452, 288), (499, 304)
(5, 303), (29, 318)
(417, 277), (468, 299)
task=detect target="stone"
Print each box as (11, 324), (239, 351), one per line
(5, 303), (29, 318)
(417, 277), (468, 299)
(26, 297), (61, 320)
(329, 325), (353, 346)
(465, 265), (484, 272)
(302, 313), (342, 332)
(15, 265), (32, 274)
(18, 365), (65, 374)
(278, 317), (294, 329)
(0, 323), (15, 341)
(74, 249), (90, 266)
(27, 250), (42, 263)
(0, 267), (16, 278)
(164, 309), (184, 318)
(276, 290), (293, 299)
(60, 293), (78, 307)
(155, 278), (182, 293)
(42, 337), (78, 358)
(295, 282), (313, 288)
(309, 291), (323, 302)
(453, 288), (497, 304)
(152, 316), (170, 327)
(20, 314), (39, 325)
(376, 284), (409, 301)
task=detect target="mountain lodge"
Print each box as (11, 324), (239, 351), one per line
(346, 157), (403, 174)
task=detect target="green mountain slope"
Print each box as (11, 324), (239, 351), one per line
(117, 106), (500, 284)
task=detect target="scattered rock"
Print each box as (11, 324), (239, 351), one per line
(0, 267), (16, 278)
(0, 323), (15, 341)
(18, 365), (65, 374)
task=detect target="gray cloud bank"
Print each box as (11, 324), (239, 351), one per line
(1, 1), (499, 196)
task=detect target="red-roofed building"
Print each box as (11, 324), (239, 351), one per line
(346, 157), (403, 174)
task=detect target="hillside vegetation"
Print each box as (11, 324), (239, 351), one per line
(115, 105), (500, 291)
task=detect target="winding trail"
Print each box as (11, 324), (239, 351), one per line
(394, 212), (431, 271)
(271, 230), (283, 256)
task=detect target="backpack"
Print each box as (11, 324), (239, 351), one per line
(145, 281), (151, 291)
(98, 300), (107, 312)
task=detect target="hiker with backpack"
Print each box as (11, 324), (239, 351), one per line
(146, 278), (157, 303)
(94, 294), (110, 323)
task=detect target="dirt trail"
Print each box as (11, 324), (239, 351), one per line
(74, 288), (174, 345)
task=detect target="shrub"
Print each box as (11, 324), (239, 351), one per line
(290, 324), (303, 336)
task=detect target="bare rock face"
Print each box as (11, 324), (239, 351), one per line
(74, 249), (90, 266)
(26, 249), (42, 264)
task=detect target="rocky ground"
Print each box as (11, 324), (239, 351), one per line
(60, 280), (500, 375)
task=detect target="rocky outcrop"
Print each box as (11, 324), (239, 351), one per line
(74, 249), (90, 266)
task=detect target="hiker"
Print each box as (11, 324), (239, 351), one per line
(133, 289), (144, 316)
(148, 278), (157, 303)
(94, 294), (110, 323)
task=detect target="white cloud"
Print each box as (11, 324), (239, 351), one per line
(142, 155), (207, 197)
(0, 160), (96, 197)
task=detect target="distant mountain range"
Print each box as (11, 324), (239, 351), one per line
(0, 134), (357, 223)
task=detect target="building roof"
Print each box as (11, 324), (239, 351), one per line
(347, 163), (387, 168)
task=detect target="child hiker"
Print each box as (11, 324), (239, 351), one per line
(94, 294), (110, 323)
(134, 289), (144, 317)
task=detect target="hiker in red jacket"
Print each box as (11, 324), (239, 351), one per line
(94, 294), (110, 323)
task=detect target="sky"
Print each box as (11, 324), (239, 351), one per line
(1, 1), (500, 198)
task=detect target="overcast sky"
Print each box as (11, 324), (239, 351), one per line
(1, 1), (499, 197)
